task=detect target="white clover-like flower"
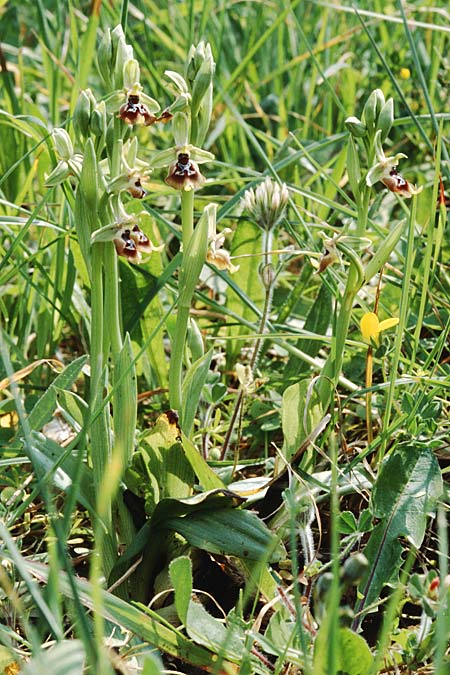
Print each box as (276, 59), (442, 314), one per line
(241, 177), (289, 230)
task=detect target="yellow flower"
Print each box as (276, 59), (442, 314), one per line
(360, 312), (399, 345)
(400, 68), (411, 80)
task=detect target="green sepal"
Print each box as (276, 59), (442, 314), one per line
(90, 100), (107, 139)
(97, 28), (113, 89)
(52, 128), (73, 160)
(164, 69), (190, 95)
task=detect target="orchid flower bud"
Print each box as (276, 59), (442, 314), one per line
(377, 98), (394, 141)
(344, 116), (367, 138)
(362, 89), (385, 133)
(52, 128), (74, 161)
(73, 89), (93, 138)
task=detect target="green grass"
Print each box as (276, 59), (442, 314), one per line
(0, 1), (449, 674)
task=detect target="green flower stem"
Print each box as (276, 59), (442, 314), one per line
(169, 189), (195, 417)
(102, 121), (136, 543)
(181, 187), (194, 241)
(169, 301), (191, 414)
(103, 242), (123, 359)
(89, 242), (116, 576)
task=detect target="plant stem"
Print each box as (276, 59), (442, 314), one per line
(181, 188), (194, 241)
(169, 189), (195, 418)
(89, 242), (116, 575)
(103, 243), (123, 359)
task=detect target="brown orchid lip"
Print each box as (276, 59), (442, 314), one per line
(114, 229), (139, 260)
(130, 224), (151, 248)
(381, 167), (413, 195)
(165, 154), (205, 190)
(118, 98), (158, 126)
(128, 178), (147, 199)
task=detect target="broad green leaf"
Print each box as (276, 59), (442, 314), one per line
(338, 511), (358, 534)
(166, 507), (281, 562)
(109, 489), (242, 588)
(151, 489), (243, 528)
(281, 379), (323, 464)
(141, 412), (194, 501)
(181, 432), (225, 491)
(364, 220), (405, 283)
(337, 628), (373, 675)
(314, 627), (372, 675)
(27, 356), (88, 431)
(264, 606), (296, 655)
(20, 641), (85, 675)
(142, 655), (164, 675)
(114, 333), (137, 467)
(358, 445), (442, 610)
(182, 349), (213, 436)
(186, 601), (244, 659)
(54, 387), (88, 428)
(169, 556), (192, 626)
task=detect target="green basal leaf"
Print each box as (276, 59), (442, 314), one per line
(186, 601), (244, 659)
(140, 412), (194, 502)
(281, 379), (323, 465)
(166, 506), (281, 562)
(54, 387), (88, 428)
(357, 445), (442, 612)
(169, 556), (193, 626)
(314, 626), (372, 675)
